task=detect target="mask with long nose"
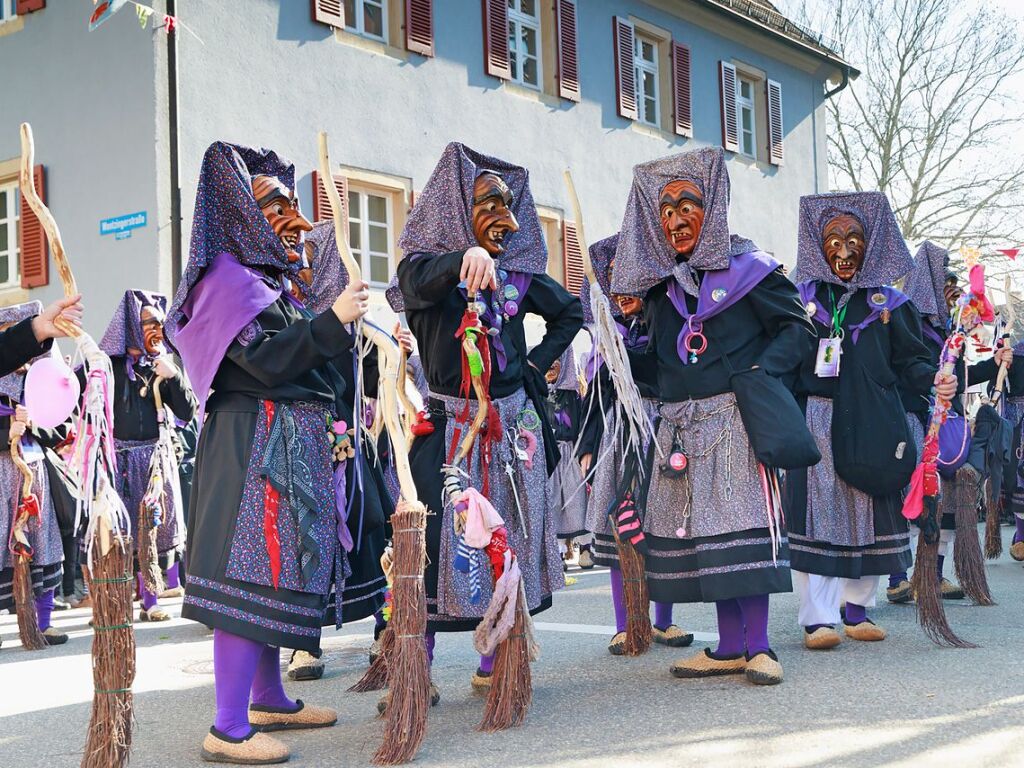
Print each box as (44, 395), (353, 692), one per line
(660, 180), (705, 259)
(822, 214), (866, 282)
(472, 172), (519, 255)
(252, 175), (313, 267)
(140, 306), (167, 357)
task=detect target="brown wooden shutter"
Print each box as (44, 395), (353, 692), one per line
(310, 0), (344, 29)
(406, 0), (434, 57)
(556, 0), (580, 102)
(482, 0), (511, 80)
(562, 221), (584, 296)
(671, 41), (693, 138)
(613, 17), (637, 121)
(16, 0), (45, 13)
(719, 61), (740, 152)
(766, 78), (784, 166)
(19, 165), (48, 289)
(312, 170), (349, 230)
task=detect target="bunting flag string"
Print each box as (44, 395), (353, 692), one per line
(88, 0), (203, 43)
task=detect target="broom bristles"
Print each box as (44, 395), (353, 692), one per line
(373, 501), (429, 766)
(13, 556), (47, 651)
(951, 467), (994, 605)
(610, 522), (651, 656)
(910, 522), (976, 649)
(81, 537), (136, 768)
(479, 596), (533, 732)
(984, 479), (1003, 560)
(137, 500), (164, 597)
(349, 625), (394, 692)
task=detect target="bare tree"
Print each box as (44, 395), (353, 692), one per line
(793, 0), (1024, 263)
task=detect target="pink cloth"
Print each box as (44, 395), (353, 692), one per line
(460, 488), (504, 548)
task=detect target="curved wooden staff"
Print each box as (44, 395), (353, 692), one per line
(9, 428), (48, 650)
(319, 132), (427, 765)
(991, 275), (1016, 405)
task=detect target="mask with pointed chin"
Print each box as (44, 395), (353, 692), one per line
(822, 214), (866, 282)
(252, 175), (313, 267)
(660, 180), (705, 258)
(943, 276), (962, 311)
(546, 359), (560, 385)
(140, 306), (167, 356)
(471, 173), (520, 255)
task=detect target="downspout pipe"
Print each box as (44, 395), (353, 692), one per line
(824, 63), (851, 100)
(167, 0), (182, 290)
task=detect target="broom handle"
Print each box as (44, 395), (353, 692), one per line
(991, 275), (1015, 406)
(9, 430), (33, 501)
(19, 123), (79, 340)
(563, 170), (597, 286)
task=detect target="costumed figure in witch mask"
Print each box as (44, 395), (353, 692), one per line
(0, 301), (70, 648)
(387, 142), (581, 695)
(97, 290), (196, 622)
(576, 234), (693, 654)
(285, 220), (399, 682)
(887, 242), (1012, 603)
(1001, 336), (1024, 561)
(787, 192), (958, 649)
(611, 148), (815, 686)
(169, 143), (370, 765)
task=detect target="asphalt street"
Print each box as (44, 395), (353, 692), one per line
(2, 525), (1024, 768)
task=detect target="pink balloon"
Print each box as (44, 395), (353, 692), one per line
(25, 356), (81, 429)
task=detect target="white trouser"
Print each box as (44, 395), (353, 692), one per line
(908, 526), (953, 558)
(793, 571), (880, 627)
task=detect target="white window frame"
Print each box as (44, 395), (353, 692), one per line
(508, 0), (542, 90)
(737, 75), (757, 159)
(347, 186), (393, 289)
(0, 179), (20, 289)
(345, 0), (387, 43)
(633, 34), (660, 128)
(0, 0), (17, 24)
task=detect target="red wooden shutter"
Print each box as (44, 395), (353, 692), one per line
(406, 0), (434, 57)
(482, 0), (511, 80)
(16, 0), (45, 13)
(556, 0), (580, 102)
(312, 170), (349, 230)
(310, 0), (344, 29)
(19, 165), (48, 289)
(613, 17), (637, 120)
(719, 61), (740, 152)
(671, 41), (693, 138)
(766, 78), (784, 166)
(562, 221), (584, 296)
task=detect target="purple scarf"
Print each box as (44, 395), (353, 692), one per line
(665, 250), (780, 364)
(798, 282), (910, 344)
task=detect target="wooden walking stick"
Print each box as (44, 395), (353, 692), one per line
(137, 376), (168, 598)
(319, 132), (429, 765)
(20, 122), (136, 768)
(985, 275), (1015, 559)
(8, 428), (48, 651)
(564, 169), (654, 655)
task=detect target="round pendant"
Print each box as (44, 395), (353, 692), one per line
(498, 269), (508, 281)
(468, 301), (486, 315)
(504, 284), (520, 300)
(504, 300), (519, 316)
(871, 292), (887, 306)
(711, 287), (727, 303)
(805, 301), (817, 318)
(668, 452), (688, 471)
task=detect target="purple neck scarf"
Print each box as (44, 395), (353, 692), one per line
(665, 250), (780, 363)
(798, 282), (910, 344)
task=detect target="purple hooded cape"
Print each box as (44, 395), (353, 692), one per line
(550, 344), (578, 391)
(167, 142), (305, 418)
(100, 289), (169, 381)
(580, 234), (621, 326)
(385, 142), (548, 313)
(0, 301), (44, 401)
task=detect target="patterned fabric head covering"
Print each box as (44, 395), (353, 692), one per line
(303, 220), (349, 315)
(792, 191), (913, 307)
(386, 142), (547, 311)
(551, 344), (578, 391)
(99, 289), (169, 358)
(903, 241), (952, 326)
(580, 234), (621, 325)
(168, 142), (301, 342)
(0, 301), (43, 400)
(611, 147), (754, 297)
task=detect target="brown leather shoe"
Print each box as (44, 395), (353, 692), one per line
(200, 729), (289, 764)
(249, 700), (337, 732)
(844, 621), (887, 641)
(804, 627), (842, 650)
(670, 648), (746, 678)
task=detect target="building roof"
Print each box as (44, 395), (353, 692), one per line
(694, 0), (859, 77)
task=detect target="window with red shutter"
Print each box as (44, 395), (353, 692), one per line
(19, 165), (48, 289)
(672, 41), (693, 138)
(613, 17), (637, 121)
(482, 0), (511, 80)
(405, 0), (434, 57)
(719, 61), (740, 152)
(562, 221), (584, 296)
(311, 0), (344, 29)
(16, 0), (45, 14)
(312, 170), (349, 229)
(766, 79), (784, 166)
(556, 0), (580, 102)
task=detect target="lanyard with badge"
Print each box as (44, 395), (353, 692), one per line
(815, 288), (845, 377)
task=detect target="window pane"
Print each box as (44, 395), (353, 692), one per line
(642, 41), (655, 63)
(508, 0), (515, 9)
(370, 255), (389, 285)
(348, 222), (361, 250)
(0, 224), (7, 253)
(741, 108), (752, 131)
(643, 98), (656, 125)
(743, 134), (754, 156)
(740, 79), (752, 99)
(520, 0), (536, 17)
(0, 190), (6, 219)
(523, 55), (538, 86)
(368, 194), (387, 223)
(643, 71), (655, 96)
(0, 254), (8, 284)
(509, 48), (519, 78)
(521, 25), (537, 57)
(369, 224), (388, 253)
(364, 4), (383, 37)
(343, 0), (356, 29)
(348, 190), (360, 219)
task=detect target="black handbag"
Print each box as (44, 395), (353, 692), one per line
(711, 329), (821, 470)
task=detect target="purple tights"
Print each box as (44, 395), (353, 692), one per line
(34, 589), (55, 632)
(250, 645), (297, 711)
(166, 562), (181, 590)
(715, 595), (771, 656)
(212, 630), (296, 740)
(136, 573), (158, 612)
(425, 631), (435, 666)
(845, 602), (867, 624)
(610, 567), (676, 633)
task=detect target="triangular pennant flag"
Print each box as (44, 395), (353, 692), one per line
(996, 248), (1019, 260)
(163, 14), (177, 34)
(137, 5), (153, 28)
